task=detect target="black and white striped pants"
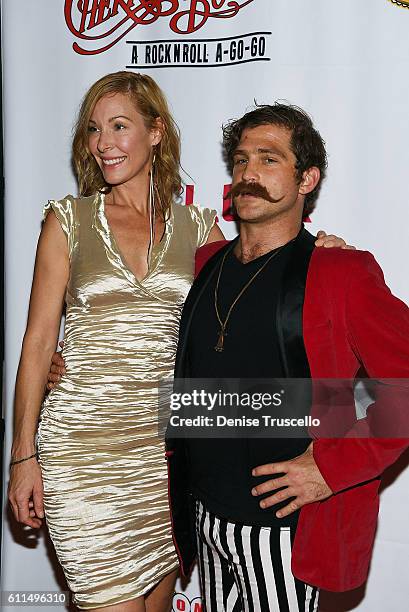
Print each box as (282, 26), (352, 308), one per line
(196, 501), (319, 612)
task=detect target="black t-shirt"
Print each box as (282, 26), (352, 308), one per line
(186, 240), (310, 526)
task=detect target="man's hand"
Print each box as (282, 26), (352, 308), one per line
(8, 460), (44, 529)
(315, 230), (355, 250)
(251, 443), (333, 518)
(47, 340), (66, 391)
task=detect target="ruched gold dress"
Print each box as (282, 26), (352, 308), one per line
(37, 193), (216, 609)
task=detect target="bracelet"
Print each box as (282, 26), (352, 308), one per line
(10, 452), (38, 467)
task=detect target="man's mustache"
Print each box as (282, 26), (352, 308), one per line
(225, 181), (281, 204)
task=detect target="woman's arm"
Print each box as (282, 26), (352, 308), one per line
(8, 211), (69, 528)
(205, 223), (225, 244)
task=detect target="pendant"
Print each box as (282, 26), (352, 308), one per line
(214, 329), (226, 352)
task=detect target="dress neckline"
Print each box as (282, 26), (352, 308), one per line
(92, 192), (174, 289)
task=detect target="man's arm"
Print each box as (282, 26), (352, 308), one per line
(205, 223), (225, 243)
(46, 341), (66, 390)
(252, 251), (409, 515)
(313, 252), (409, 493)
(251, 443), (332, 517)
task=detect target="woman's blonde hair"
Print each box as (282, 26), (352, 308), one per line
(72, 71), (182, 215)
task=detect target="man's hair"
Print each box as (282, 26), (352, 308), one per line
(222, 103), (328, 217)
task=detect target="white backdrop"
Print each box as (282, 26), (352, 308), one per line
(2, 1), (409, 610)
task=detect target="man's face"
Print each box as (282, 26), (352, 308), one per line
(231, 123), (306, 224)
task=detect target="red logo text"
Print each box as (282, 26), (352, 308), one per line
(65, 0), (256, 55)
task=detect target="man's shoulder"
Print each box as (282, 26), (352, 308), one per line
(311, 246), (376, 275)
(195, 239), (230, 277)
(308, 247), (387, 303)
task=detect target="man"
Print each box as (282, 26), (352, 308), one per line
(166, 104), (409, 611)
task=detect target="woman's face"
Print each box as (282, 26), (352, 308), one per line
(87, 92), (161, 188)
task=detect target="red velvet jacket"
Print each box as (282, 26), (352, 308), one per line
(191, 238), (409, 591)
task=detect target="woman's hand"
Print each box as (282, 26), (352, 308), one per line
(8, 459), (44, 528)
(46, 341), (66, 391)
(315, 230), (355, 249)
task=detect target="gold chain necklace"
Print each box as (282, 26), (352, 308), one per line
(214, 243), (287, 352)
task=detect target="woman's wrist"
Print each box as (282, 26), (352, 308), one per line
(11, 440), (37, 461)
(10, 452), (38, 467)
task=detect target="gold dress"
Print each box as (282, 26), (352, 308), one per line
(37, 193), (216, 609)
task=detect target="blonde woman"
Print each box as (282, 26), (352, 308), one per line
(9, 71), (347, 611)
(9, 71), (222, 611)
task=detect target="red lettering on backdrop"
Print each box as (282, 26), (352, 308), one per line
(185, 184), (195, 206)
(77, 0), (111, 31)
(184, 184), (233, 223)
(64, 0), (256, 54)
(222, 183), (235, 221)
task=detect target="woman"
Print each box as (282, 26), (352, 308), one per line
(8, 71), (346, 611)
